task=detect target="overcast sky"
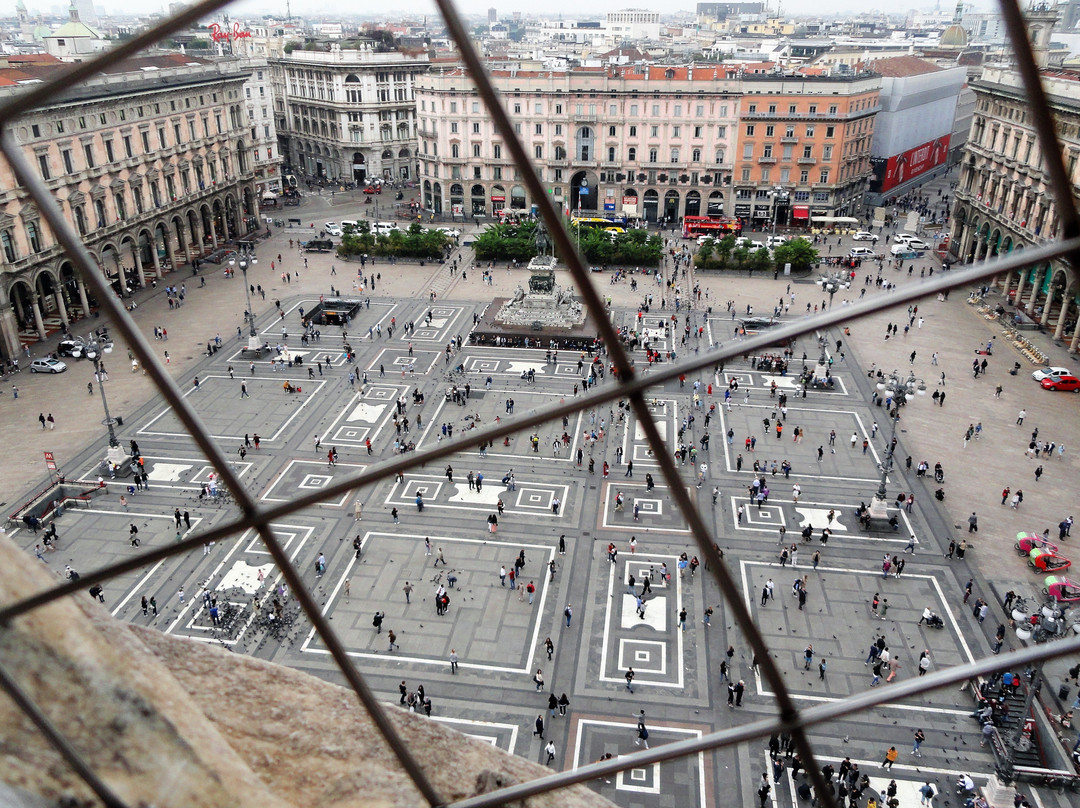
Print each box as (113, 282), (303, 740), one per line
(35, 0), (976, 20)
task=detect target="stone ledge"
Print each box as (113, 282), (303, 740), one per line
(0, 537), (616, 808)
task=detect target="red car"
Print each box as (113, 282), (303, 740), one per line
(363, 185), (382, 195)
(1041, 374), (1080, 391)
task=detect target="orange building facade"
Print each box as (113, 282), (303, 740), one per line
(733, 74), (880, 228)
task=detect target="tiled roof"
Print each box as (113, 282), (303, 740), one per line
(869, 55), (942, 77)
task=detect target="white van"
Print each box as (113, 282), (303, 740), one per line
(373, 221), (398, 235)
(340, 220), (359, 233)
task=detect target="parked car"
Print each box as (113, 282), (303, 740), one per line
(1041, 374), (1080, 392)
(302, 239), (335, 253)
(894, 233), (918, 244)
(905, 238), (931, 250)
(363, 184), (381, 194)
(324, 222), (342, 237)
(890, 244), (919, 258)
(438, 227), (462, 238)
(766, 235), (789, 248)
(373, 222), (399, 235)
(1032, 366), (1073, 381)
(56, 339), (83, 358)
(849, 247), (877, 258)
(852, 231), (878, 241)
(30, 358), (67, 373)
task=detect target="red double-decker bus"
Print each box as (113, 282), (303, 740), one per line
(682, 215), (741, 239)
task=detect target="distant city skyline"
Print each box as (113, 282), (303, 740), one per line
(12, 0), (1005, 21)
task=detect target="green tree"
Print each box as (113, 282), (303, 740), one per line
(772, 238), (819, 271)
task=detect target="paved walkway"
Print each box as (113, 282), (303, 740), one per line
(3, 187), (1078, 808)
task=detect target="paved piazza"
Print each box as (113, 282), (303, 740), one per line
(10, 288), (1032, 808)
(9, 170), (1080, 808)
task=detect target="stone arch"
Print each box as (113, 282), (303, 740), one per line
(449, 183), (464, 218)
(31, 266), (67, 329)
(663, 189), (681, 222)
(199, 203), (215, 249)
(707, 190), (724, 216)
(470, 183), (486, 216)
(57, 259), (90, 321)
(432, 182), (443, 216)
(570, 170), (598, 212)
(9, 277), (43, 340)
(642, 188), (659, 223)
(211, 198), (226, 244)
(685, 190), (701, 217)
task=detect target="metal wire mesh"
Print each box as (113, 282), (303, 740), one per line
(1, 1), (1079, 806)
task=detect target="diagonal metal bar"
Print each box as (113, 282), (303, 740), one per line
(431, 8), (885, 807)
(0, 242), (1071, 627)
(0, 660), (129, 808)
(0, 0), (235, 127)
(0, 0), (1075, 805)
(445, 633), (1080, 808)
(996, 0), (1080, 253)
(0, 128), (446, 806)
(624, 383), (837, 807)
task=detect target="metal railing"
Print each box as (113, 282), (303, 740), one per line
(1, 0), (1080, 807)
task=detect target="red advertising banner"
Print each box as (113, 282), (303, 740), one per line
(880, 135), (950, 193)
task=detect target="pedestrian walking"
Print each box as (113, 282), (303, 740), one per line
(625, 667), (635, 693)
(882, 746), (898, 769)
(912, 729), (925, 757)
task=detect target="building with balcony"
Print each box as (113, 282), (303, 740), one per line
(732, 73), (881, 227)
(0, 53), (259, 363)
(240, 56), (285, 197)
(268, 44), (429, 184)
(948, 5), (1080, 352)
(415, 64), (740, 222)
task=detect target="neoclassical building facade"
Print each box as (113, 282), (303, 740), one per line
(0, 53), (259, 362)
(949, 59), (1080, 351)
(269, 44), (429, 184)
(415, 64), (741, 222)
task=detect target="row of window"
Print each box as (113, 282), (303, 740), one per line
(734, 189), (831, 202)
(28, 91), (228, 140)
(745, 123), (835, 139)
(429, 118), (729, 142)
(421, 98), (734, 121)
(744, 142), (833, 160)
(30, 112), (242, 183)
(440, 140), (728, 166)
(739, 167), (831, 184)
(2, 157), (238, 262)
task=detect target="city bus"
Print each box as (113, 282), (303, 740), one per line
(682, 215), (741, 239)
(570, 215), (630, 231)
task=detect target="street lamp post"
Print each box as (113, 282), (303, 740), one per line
(87, 337), (124, 465)
(867, 370), (926, 519)
(230, 245), (260, 351)
(813, 270), (850, 375)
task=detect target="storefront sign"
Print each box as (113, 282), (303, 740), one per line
(490, 195), (505, 202)
(209, 22), (252, 43)
(734, 204), (751, 216)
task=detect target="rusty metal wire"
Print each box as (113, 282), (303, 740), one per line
(0, 0), (1076, 806)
